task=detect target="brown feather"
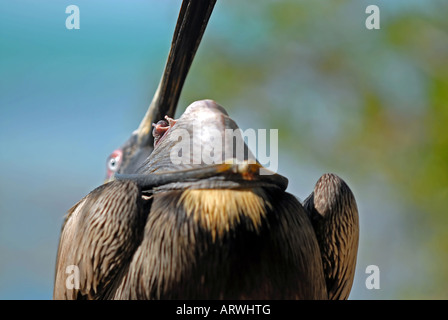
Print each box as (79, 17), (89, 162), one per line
(112, 187), (327, 299)
(304, 173), (359, 300)
(53, 180), (150, 299)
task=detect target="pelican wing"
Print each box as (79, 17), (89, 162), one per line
(303, 173), (359, 300)
(53, 180), (150, 299)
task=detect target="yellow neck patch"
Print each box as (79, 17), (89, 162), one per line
(179, 188), (272, 241)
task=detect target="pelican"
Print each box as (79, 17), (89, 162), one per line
(53, 0), (359, 300)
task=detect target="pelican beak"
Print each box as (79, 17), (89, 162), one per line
(110, 1), (216, 181)
(103, 1), (216, 184)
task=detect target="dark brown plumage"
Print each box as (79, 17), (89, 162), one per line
(54, 180), (150, 299)
(54, 100), (331, 299)
(303, 174), (359, 300)
(110, 187), (326, 299)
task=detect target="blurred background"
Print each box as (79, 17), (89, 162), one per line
(1, 0), (447, 299)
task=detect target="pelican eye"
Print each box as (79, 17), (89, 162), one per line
(107, 150), (122, 173)
(108, 157), (118, 171)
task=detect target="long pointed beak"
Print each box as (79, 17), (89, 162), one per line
(106, 0), (216, 181)
(136, 0), (217, 149)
